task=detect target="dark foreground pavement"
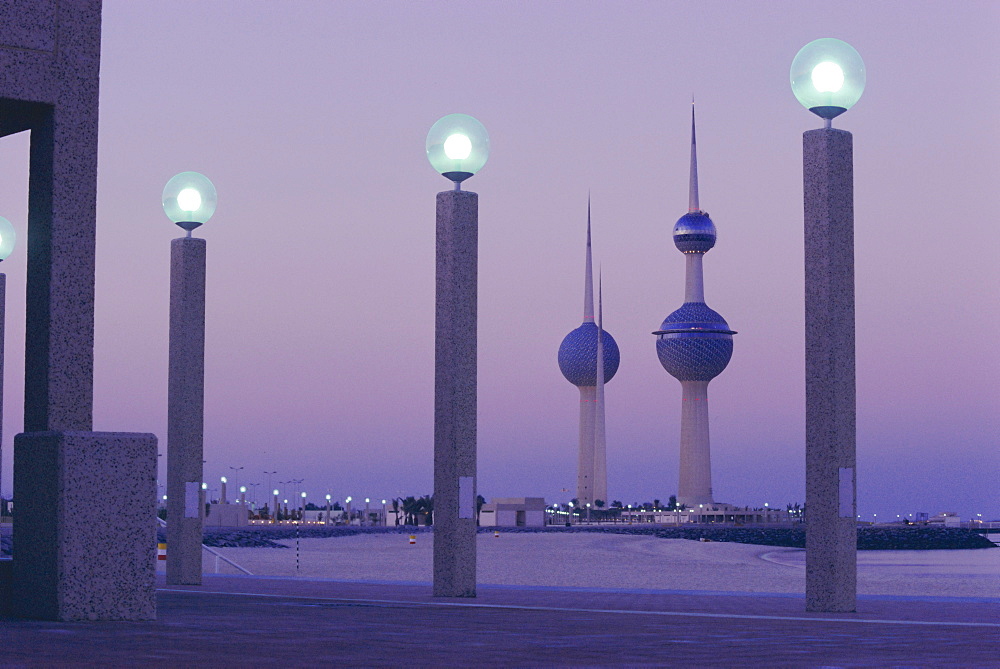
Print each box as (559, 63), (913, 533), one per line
(1, 575), (997, 667)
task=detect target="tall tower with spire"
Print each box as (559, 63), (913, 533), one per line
(654, 105), (736, 507)
(559, 205), (620, 506)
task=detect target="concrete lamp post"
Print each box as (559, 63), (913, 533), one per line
(791, 38), (865, 613)
(0, 216), (15, 516)
(164, 171), (217, 586)
(272, 489), (279, 523)
(427, 113), (489, 598)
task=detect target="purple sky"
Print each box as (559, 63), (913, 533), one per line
(0, 1), (997, 520)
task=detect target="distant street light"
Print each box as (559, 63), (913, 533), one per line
(229, 466), (244, 492)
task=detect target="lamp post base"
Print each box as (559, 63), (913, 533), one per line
(12, 431), (157, 621)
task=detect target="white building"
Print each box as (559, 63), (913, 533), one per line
(479, 497), (547, 527)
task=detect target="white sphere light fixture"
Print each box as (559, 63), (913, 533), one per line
(162, 171), (217, 234)
(0, 216), (17, 262)
(272, 489), (279, 496)
(443, 133), (473, 160)
(426, 113), (489, 189)
(811, 61), (845, 93)
(791, 38), (865, 125)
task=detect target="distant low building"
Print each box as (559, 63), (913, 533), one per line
(205, 503), (249, 527)
(620, 502), (792, 525)
(479, 497), (547, 527)
(928, 512), (961, 527)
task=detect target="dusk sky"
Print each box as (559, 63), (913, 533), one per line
(0, 1), (996, 520)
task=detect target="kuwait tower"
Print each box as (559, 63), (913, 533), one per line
(654, 106), (737, 506)
(558, 205), (620, 506)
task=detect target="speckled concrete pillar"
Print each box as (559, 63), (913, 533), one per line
(1, 1), (160, 621)
(12, 431), (157, 620)
(433, 189), (478, 598)
(0, 273), (5, 503)
(166, 237), (206, 586)
(803, 127), (857, 612)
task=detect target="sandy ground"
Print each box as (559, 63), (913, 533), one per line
(166, 533), (1000, 599)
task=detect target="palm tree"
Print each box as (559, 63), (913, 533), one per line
(476, 495), (486, 526)
(417, 494), (434, 526)
(401, 496), (419, 525)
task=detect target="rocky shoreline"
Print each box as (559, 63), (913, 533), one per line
(166, 524), (998, 551)
(2, 525), (992, 557)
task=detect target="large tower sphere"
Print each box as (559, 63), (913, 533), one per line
(673, 212), (716, 254)
(558, 323), (620, 387)
(655, 303), (734, 381)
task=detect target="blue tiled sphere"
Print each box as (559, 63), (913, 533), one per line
(558, 322), (620, 387)
(673, 212), (716, 254)
(656, 302), (733, 381)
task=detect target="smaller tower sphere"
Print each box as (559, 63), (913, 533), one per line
(673, 212), (716, 254)
(558, 322), (620, 387)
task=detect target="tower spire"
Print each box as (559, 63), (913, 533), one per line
(583, 195), (595, 323)
(689, 99), (700, 214)
(594, 269), (607, 504)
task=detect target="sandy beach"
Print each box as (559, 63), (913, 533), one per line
(178, 532), (999, 599)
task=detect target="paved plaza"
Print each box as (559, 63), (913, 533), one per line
(1, 575), (997, 667)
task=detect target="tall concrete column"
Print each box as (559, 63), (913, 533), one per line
(433, 189), (477, 598)
(2, 1), (158, 621)
(678, 380), (712, 506)
(0, 273), (5, 506)
(575, 386), (596, 505)
(803, 127), (856, 612)
(166, 237), (206, 586)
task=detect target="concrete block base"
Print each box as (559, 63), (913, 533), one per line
(12, 431), (158, 620)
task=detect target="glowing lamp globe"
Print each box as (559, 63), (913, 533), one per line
(790, 38), (865, 122)
(162, 171), (217, 232)
(0, 216), (16, 261)
(426, 113), (489, 186)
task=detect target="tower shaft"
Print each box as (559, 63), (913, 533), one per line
(678, 380), (713, 505)
(593, 278), (607, 506)
(684, 253), (705, 303)
(583, 204), (594, 323)
(576, 386), (596, 505)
